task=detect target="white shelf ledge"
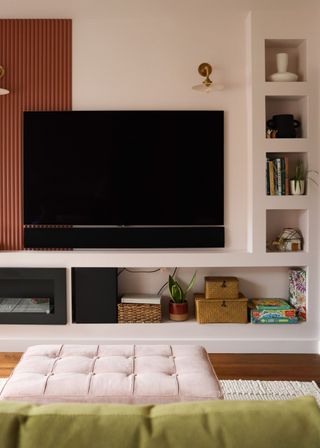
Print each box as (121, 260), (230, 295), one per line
(264, 195), (311, 209)
(264, 139), (309, 152)
(263, 82), (309, 96)
(0, 250), (311, 268)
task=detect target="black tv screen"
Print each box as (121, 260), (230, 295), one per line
(24, 111), (224, 227)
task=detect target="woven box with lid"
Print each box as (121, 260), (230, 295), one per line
(194, 293), (248, 323)
(117, 303), (161, 323)
(205, 276), (239, 299)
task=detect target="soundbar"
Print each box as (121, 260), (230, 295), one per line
(24, 226), (225, 249)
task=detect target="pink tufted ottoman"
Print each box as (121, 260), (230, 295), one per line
(0, 344), (222, 404)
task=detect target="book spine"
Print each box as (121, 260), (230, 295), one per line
(266, 157), (270, 195)
(281, 158), (285, 195)
(276, 158), (282, 195)
(284, 156), (289, 195)
(269, 160), (275, 195)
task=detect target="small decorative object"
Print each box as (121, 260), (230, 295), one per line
(168, 272), (196, 321)
(266, 129), (278, 138)
(266, 114), (300, 138)
(269, 52), (298, 82)
(271, 228), (303, 252)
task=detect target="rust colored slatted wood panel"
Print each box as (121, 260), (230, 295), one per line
(0, 19), (72, 250)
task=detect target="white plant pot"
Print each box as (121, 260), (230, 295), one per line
(290, 180), (305, 195)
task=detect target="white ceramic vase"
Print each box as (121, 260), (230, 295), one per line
(269, 52), (298, 82)
(290, 179), (305, 195)
(277, 53), (288, 73)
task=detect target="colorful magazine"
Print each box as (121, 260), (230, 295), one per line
(251, 316), (298, 324)
(250, 299), (291, 310)
(251, 309), (295, 318)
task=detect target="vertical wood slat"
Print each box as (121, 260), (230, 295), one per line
(0, 19), (72, 250)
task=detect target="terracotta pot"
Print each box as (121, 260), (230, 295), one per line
(169, 301), (188, 321)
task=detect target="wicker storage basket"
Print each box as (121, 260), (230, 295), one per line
(194, 293), (248, 324)
(205, 276), (239, 299)
(117, 303), (161, 323)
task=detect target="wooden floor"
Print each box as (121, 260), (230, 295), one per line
(209, 354), (320, 384)
(0, 353), (22, 378)
(1, 352), (320, 384)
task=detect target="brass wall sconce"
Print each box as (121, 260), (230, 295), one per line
(0, 66), (10, 95)
(192, 62), (224, 93)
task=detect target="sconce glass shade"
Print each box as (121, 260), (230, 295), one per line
(0, 66), (9, 95)
(192, 82), (224, 93)
(192, 62), (224, 93)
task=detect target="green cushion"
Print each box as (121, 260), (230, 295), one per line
(0, 397), (319, 448)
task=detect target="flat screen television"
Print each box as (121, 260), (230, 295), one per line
(23, 111), (224, 249)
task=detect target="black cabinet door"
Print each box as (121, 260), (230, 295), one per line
(72, 268), (118, 323)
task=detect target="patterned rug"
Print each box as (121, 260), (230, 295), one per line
(220, 379), (320, 405)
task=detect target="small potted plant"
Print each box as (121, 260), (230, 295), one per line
(290, 160), (305, 195)
(290, 161), (318, 195)
(168, 272), (196, 321)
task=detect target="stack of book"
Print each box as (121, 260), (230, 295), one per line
(121, 294), (161, 305)
(266, 157), (289, 195)
(250, 299), (298, 324)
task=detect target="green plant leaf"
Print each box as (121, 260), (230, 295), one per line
(171, 283), (184, 303)
(294, 160), (304, 181)
(168, 275), (184, 303)
(168, 275), (175, 293)
(168, 272), (196, 303)
(186, 271), (197, 293)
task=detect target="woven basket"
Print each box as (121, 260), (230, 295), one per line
(195, 293), (248, 324)
(117, 303), (161, 323)
(205, 276), (239, 299)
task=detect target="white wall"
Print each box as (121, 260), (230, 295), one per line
(2, 0), (318, 250)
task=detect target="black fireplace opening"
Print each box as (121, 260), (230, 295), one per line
(0, 268), (66, 324)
